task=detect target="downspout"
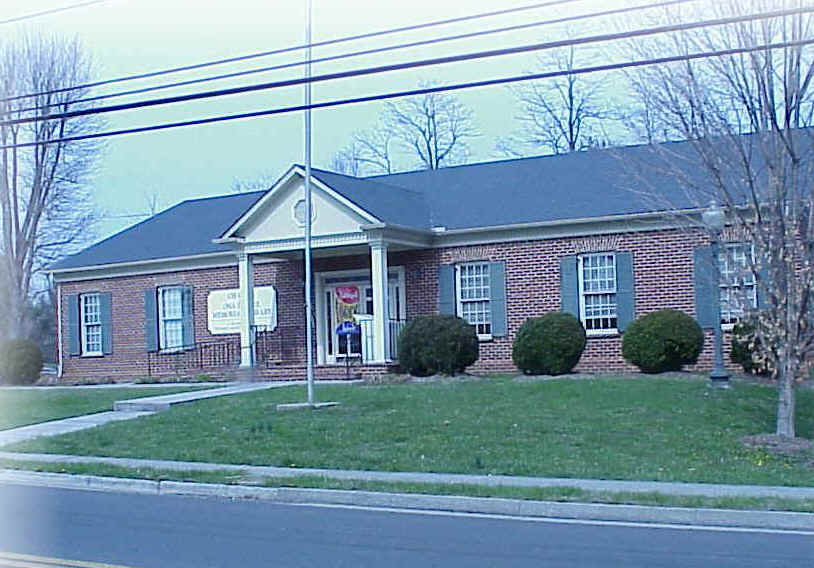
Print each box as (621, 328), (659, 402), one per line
(55, 275), (63, 379)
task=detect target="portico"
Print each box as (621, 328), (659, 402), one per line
(215, 166), (431, 370)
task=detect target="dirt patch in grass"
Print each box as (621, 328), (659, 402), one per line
(741, 434), (814, 466)
(364, 373), (491, 385)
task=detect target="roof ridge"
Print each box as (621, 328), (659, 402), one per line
(175, 188), (268, 205)
(362, 137), (697, 179)
(311, 167), (426, 197)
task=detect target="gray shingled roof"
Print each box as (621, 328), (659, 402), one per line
(51, 191), (265, 270)
(366, 143), (702, 230)
(51, 140), (715, 271)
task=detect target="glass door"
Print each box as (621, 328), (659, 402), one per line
(327, 284), (364, 361)
(324, 280), (404, 363)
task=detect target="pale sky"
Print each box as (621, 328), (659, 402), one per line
(3, 0), (674, 242)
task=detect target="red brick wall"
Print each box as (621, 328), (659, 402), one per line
(60, 265), (240, 379)
(58, 227), (736, 380)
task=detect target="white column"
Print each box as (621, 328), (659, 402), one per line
(370, 241), (390, 362)
(238, 252), (255, 368)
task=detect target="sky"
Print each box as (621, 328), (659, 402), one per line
(3, 0), (675, 243)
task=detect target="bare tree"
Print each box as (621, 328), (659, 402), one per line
(385, 84), (478, 170)
(331, 84), (478, 174)
(499, 47), (615, 157)
(626, 1), (814, 438)
(230, 170), (278, 193)
(331, 125), (395, 176)
(143, 191), (161, 216)
(0, 32), (102, 340)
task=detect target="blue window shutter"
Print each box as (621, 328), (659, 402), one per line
(100, 292), (113, 355)
(144, 289), (158, 352)
(438, 265), (455, 315)
(67, 294), (80, 356)
(489, 261), (507, 338)
(615, 252), (635, 331)
(182, 286), (195, 348)
(693, 246), (717, 328)
(560, 256), (579, 318)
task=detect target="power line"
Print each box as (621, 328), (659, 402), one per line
(4, 5), (807, 127)
(3, 37), (811, 150)
(0, 0), (111, 25)
(0, 0), (588, 103)
(18, 0), (699, 114)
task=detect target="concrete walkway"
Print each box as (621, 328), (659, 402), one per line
(2, 450), (814, 501)
(0, 381), (345, 446)
(0, 412), (155, 446)
(112, 382), (281, 411)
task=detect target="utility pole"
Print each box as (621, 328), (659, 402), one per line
(278, 0), (337, 412)
(304, 0), (315, 405)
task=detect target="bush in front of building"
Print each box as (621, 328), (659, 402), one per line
(398, 315), (479, 376)
(0, 339), (43, 385)
(731, 319), (773, 376)
(622, 309), (704, 373)
(512, 313), (586, 375)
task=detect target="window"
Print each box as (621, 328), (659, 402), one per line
(720, 243), (757, 325)
(80, 293), (102, 356)
(457, 262), (492, 337)
(578, 253), (617, 332)
(158, 287), (184, 350)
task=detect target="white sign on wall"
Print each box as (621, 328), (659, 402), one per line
(207, 286), (277, 335)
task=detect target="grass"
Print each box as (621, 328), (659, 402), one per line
(0, 459), (245, 484)
(0, 386), (210, 430)
(5, 377), (814, 486)
(2, 459), (813, 513)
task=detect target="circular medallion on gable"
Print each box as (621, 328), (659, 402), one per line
(293, 198), (316, 226)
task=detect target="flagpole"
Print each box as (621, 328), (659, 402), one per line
(304, 0), (315, 405)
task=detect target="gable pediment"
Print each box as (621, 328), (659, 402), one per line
(225, 168), (379, 244)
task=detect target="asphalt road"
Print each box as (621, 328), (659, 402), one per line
(0, 484), (812, 568)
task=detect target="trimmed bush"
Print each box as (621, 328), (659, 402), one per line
(0, 339), (43, 385)
(398, 315), (479, 376)
(731, 320), (772, 375)
(512, 313), (586, 375)
(622, 309), (704, 373)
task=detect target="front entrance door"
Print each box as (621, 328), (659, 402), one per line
(324, 281), (401, 363)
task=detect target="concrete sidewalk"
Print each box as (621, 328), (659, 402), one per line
(2, 450), (814, 501)
(0, 380), (348, 445)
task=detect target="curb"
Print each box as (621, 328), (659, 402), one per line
(2, 469), (813, 532)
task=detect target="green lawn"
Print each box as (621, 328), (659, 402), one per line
(6, 377), (814, 486)
(0, 386), (209, 430)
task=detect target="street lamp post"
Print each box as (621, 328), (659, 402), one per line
(702, 201), (730, 388)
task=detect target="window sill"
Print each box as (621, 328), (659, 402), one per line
(79, 353), (104, 358)
(585, 330), (619, 338)
(159, 347), (186, 354)
(721, 323), (735, 332)
(477, 335), (493, 342)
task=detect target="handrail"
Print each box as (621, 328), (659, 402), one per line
(146, 335), (241, 377)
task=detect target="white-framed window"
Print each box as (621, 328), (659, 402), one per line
(158, 286), (184, 350)
(720, 243), (757, 326)
(80, 293), (102, 356)
(578, 253), (618, 333)
(456, 262), (492, 338)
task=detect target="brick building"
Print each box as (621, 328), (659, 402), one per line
(49, 144), (753, 381)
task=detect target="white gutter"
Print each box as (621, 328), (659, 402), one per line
(46, 251), (239, 276)
(434, 208), (705, 236)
